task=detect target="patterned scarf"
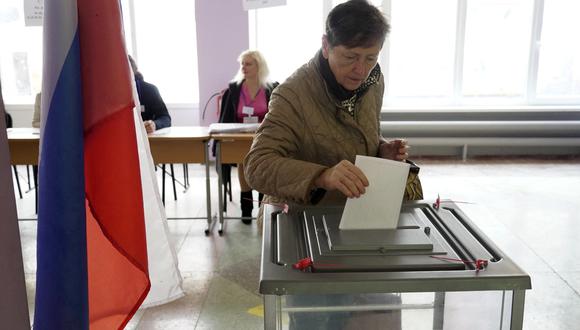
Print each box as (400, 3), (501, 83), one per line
(318, 50), (381, 117)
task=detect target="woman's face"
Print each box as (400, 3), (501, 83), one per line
(241, 56), (258, 80)
(322, 38), (381, 91)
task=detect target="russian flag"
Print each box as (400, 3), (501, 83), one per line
(35, 0), (183, 329)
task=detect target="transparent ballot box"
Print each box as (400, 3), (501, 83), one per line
(260, 202), (531, 330)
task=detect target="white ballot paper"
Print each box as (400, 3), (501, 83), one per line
(339, 155), (410, 230)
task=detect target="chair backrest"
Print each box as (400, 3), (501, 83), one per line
(5, 112), (13, 128)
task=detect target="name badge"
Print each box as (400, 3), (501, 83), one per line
(243, 116), (259, 124)
(242, 106), (254, 116)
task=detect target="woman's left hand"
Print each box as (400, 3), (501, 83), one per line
(379, 139), (409, 161)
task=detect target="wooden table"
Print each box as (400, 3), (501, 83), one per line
(149, 127), (214, 233)
(7, 128), (40, 165)
(7, 128), (39, 207)
(148, 126), (209, 164)
(211, 132), (255, 234)
(7, 126), (215, 233)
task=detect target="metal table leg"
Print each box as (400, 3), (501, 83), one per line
(433, 291), (445, 330)
(510, 290), (526, 330)
(264, 295), (281, 330)
(203, 141), (215, 235)
(216, 141), (225, 235)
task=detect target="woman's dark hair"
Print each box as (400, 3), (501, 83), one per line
(326, 0), (390, 48)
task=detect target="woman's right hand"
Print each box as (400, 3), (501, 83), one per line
(314, 160), (369, 198)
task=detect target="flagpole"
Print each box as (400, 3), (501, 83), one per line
(0, 80), (31, 329)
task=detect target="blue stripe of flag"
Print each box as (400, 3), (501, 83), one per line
(34, 29), (88, 329)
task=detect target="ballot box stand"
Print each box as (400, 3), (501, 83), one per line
(260, 202), (531, 330)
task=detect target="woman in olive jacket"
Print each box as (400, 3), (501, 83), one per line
(244, 0), (409, 229)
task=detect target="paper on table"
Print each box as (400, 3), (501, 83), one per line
(208, 123), (260, 134)
(150, 127), (171, 135)
(339, 155), (410, 230)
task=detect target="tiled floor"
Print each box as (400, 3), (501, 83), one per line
(13, 156), (580, 329)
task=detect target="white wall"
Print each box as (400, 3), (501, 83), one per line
(195, 0), (249, 126)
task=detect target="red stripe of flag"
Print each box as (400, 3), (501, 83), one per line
(77, 0), (150, 328)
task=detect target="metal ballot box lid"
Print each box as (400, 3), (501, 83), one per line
(260, 201), (531, 296)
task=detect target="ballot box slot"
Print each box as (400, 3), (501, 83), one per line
(302, 213), (318, 268)
(444, 207), (502, 262)
(421, 207), (485, 270)
(296, 213), (309, 261)
(272, 211), (284, 266)
(273, 211), (309, 266)
(422, 205), (502, 263)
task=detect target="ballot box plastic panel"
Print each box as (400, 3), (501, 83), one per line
(272, 290), (515, 330)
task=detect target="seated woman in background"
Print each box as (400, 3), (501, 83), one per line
(218, 50), (278, 224)
(128, 55), (171, 133)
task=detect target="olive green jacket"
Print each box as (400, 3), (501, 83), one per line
(244, 52), (385, 208)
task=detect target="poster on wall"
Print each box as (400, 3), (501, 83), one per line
(243, 0), (286, 11)
(23, 0), (44, 26)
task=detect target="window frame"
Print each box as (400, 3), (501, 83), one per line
(251, 0), (580, 111)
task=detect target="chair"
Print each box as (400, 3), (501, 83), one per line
(160, 163), (177, 205)
(159, 163), (190, 205)
(215, 164), (233, 212)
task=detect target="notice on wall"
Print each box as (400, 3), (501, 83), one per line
(243, 0), (286, 11)
(24, 0), (44, 26)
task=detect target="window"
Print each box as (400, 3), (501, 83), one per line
(251, 0), (580, 108)
(250, 0), (324, 83)
(387, 0), (457, 101)
(0, 0), (43, 105)
(536, 0), (580, 100)
(462, 0), (533, 100)
(122, 0), (198, 105)
(0, 1), (199, 107)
